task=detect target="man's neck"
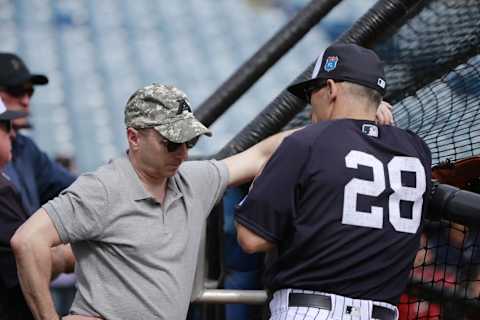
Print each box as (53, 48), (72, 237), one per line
(331, 99), (376, 121)
(128, 152), (168, 203)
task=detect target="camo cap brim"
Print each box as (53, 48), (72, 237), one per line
(125, 83), (212, 142)
(154, 115), (211, 143)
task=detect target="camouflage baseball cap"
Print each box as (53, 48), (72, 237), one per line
(124, 84), (211, 143)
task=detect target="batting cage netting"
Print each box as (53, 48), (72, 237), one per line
(287, 0), (480, 319)
(379, 0), (480, 318)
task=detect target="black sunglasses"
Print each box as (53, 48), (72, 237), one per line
(303, 80), (327, 103)
(0, 120), (12, 133)
(135, 127), (200, 152)
(158, 135), (199, 152)
(1, 85), (34, 98)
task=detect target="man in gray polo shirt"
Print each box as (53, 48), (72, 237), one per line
(10, 84), (299, 320)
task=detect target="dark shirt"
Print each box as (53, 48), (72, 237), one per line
(0, 173), (34, 320)
(235, 119), (432, 304)
(4, 133), (76, 215)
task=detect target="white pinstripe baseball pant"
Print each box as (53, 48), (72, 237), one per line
(269, 289), (399, 320)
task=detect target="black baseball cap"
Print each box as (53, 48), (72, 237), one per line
(0, 98), (27, 120)
(0, 53), (48, 87)
(287, 43), (387, 102)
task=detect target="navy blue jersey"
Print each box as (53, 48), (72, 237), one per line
(235, 119), (432, 304)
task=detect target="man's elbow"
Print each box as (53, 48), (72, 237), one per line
(10, 227), (33, 257)
(237, 235), (260, 254)
(237, 232), (273, 254)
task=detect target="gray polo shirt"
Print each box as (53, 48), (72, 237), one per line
(44, 155), (229, 320)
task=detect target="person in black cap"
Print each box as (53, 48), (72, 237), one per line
(235, 43), (432, 320)
(0, 97), (74, 320)
(0, 53), (48, 130)
(0, 53), (75, 216)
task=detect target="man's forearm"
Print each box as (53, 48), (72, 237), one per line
(13, 239), (60, 320)
(224, 127), (303, 186)
(256, 128), (302, 162)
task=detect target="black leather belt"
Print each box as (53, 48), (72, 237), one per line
(288, 292), (396, 320)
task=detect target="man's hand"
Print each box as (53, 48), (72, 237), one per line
(376, 101), (395, 125)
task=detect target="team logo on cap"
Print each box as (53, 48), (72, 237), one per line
(176, 99), (192, 115)
(324, 56), (338, 72)
(11, 59), (21, 70)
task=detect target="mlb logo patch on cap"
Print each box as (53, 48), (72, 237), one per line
(377, 78), (386, 89)
(324, 56), (338, 72)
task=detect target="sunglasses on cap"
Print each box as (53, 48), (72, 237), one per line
(0, 85), (35, 98)
(158, 135), (199, 152)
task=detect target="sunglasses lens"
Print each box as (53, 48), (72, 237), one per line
(186, 137), (199, 149)
(6, 86), (34, 98)
(305, 81), (326, 103)
(166, 141), (183, 152)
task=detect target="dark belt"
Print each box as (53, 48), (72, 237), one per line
(288, 292), (396, 320)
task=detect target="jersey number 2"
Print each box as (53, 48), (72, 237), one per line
(342, 150), (426, 234)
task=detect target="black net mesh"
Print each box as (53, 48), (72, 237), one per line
(392, 57), (480, 166)
(375, 2), (480, 317)
(285, 0), (480, 318)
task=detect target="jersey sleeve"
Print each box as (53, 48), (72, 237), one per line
(42, 173), (109, 243)
(235, 134), (310, 243)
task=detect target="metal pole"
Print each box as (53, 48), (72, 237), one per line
(194, 289), (268, 304)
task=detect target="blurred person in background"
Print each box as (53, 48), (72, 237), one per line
(0, 52), (77, 317)
(0, 52), (76, 216)
(0, 97), (74, 320)
(55, 154), (78, 174)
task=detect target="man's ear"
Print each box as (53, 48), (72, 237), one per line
(127, 127), (140, 150)
(326, 79), (338, 103)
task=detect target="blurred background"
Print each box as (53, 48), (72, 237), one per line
(0, 0), (376, 172)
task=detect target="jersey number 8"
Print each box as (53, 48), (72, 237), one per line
(342, 150), (426, 234)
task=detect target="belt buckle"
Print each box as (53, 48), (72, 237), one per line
(288, 292), (332, 310)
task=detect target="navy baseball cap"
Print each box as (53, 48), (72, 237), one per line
(0, 53), (48, 87)
(288, 43), (387, 102)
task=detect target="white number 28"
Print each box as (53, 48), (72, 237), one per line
(342, 150), (426, 234)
